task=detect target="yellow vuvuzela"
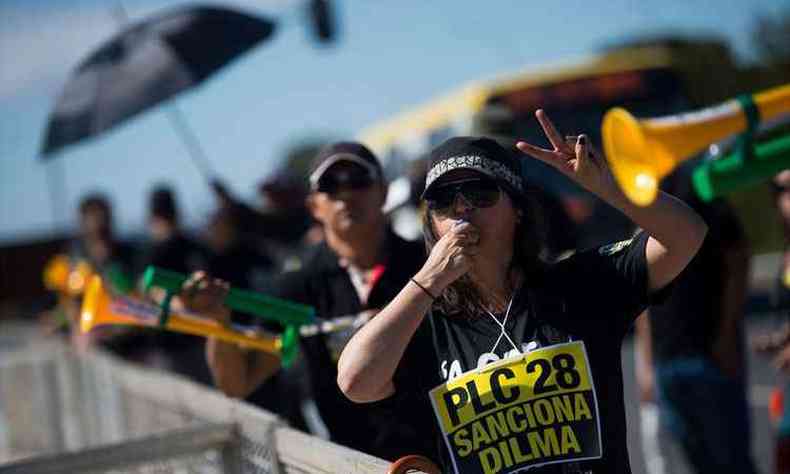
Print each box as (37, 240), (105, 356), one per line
(602, 83), (790, 206)
(80, 276), (281, 354)
(43, 254), (94, 297)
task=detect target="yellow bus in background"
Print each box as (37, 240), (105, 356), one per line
(361, 39), (786, 252)
(359, 39), (739, 165)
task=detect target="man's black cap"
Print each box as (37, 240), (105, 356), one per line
(308, 141), (383, 191)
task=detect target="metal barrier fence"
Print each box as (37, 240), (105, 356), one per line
(0, 323), (404, 473)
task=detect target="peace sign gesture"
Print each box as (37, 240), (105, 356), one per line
(516, 109), (617, 198)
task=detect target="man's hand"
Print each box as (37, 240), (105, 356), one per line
(180, 271), (231, 325)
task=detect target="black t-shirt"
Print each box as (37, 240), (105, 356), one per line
(136, 234), (213, 384)
(271, 231), (438, 461)
(393, 232), (667, 474)
(649, 169), (745, 361)
(140, 234), (208, 350)
(207, 242), (274, 291)
(140, 233), (208, 276)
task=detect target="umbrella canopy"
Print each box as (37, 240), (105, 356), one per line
(41, 5), (276, 158)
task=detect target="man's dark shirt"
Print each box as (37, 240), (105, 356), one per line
(649, 167), (745, 361)
(271, 231), (438, 461)
(140, 233), (212, 382)
(140, 233), (207, 276)
(207, 242), (287, 407)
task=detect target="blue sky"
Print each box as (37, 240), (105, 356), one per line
(1, 0), (787, 243)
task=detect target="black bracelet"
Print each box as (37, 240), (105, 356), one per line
(411, 278), (436, 300)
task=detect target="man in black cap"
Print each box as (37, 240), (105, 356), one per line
(188, 142), (437, 461)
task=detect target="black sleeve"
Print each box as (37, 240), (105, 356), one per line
(691, 197), (745, 250)
(554, 231), (672, 337)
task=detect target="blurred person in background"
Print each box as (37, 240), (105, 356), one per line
(209, 175), (318, 431)
(634, 162), (756, 474)
(210, 174), (318, 267)
(210, 144), (323, 272)
(183, 142), (438, 462)
(257, 169), (323, 251)
(753, 169), (790, 474)
(73, 193), (137, 281)
(141, 184), (207, 274)
(194, 206), (293, 417)
(66, 193), (146, 360)
(140, 185), (212, 384)
(203, 207), (275, 291)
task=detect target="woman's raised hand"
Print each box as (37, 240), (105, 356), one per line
(179, 271), (231, 325)
(414, 220), (480, 295)
(516, 109), (618, 198)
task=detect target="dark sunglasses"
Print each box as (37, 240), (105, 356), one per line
(772, 182), (790, 194)
(426, 178), (501, 212)
(315, 167), (375, 194)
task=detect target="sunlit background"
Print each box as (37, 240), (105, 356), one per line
(1, 0), (787, 241)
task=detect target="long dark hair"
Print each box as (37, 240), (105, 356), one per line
(422, 186), (548, 316)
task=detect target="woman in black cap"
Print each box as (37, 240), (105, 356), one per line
(338, 110), (708, 474)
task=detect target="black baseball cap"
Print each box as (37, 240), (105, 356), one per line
(422, 136), (524, 200)
(308, 142), (383, 191)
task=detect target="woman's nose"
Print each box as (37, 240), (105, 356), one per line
(452, 193), (473, 214)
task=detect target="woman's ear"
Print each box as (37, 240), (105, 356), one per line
(305, 194), (320, 221)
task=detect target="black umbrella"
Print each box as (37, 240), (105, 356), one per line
(40, 4), (276, 177)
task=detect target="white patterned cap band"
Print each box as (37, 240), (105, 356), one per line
(424, 154), (524, 196)
(423, 137), (527, 201)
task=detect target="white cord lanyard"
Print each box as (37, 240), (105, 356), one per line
(485, 293), (521, 354)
